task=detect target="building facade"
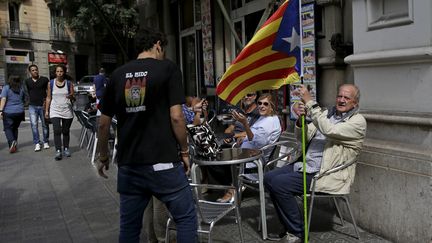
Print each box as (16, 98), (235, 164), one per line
(0, 0), (98, 88)
(138, 0), (431, 242)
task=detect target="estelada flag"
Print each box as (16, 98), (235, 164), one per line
(216, 0), (301, 105)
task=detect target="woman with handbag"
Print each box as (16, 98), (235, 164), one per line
(0, 76), (26, 153)
(45, 64), (75, 160)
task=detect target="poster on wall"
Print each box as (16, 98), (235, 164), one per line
(201, 0), (215, 87)
(289, 2), (316, 120)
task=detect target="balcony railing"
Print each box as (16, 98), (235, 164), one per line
(5, 21), (32, 39)
(49, 25), (70, 41)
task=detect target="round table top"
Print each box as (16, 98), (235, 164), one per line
(193, 148), (262, 165)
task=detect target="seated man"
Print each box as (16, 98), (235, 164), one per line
(264, 84), (366, 243)
(223, 92), (260, 145)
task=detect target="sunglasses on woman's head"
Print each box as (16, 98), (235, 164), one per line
(245, 93), (255, 97)
(258, 101), (269, 107)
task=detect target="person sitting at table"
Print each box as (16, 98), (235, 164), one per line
(182, 96), (208, 125)
(210, 93), (282, 203)
(223, 92), (260, 146)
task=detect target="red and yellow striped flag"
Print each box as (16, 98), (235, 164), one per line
(216, 0), (300, 105)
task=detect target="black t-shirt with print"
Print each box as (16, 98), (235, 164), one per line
(101, 58), (185, 166)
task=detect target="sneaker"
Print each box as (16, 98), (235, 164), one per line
(9, 141), (17, 153)
(279, 233), (302, 243)
(55, 150), (63, 161)
(34, 143), (41, 152)
(63, 148), (71, 157)
(43, 142), (50, 149)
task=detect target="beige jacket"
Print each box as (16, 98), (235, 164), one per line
(295, 100), (367, 194)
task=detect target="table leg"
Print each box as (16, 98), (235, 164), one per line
(256, 160), (268, 240)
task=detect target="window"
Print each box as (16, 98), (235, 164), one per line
(367, 0), (413, 30)
(8, 2), (20, 33)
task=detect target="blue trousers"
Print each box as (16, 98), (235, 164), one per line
(28, 105), (49, 144)
(2, 112), (23, 146)
(117, 162), (197, 243)
(264, 164), (315, 237)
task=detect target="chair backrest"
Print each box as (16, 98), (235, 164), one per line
(189, 183), (237, 225)
(260, 140), (299, 170)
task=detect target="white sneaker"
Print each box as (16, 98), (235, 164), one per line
(35, 143), (41, 152)
(43, 142), (50, 149)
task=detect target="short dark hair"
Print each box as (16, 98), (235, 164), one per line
(134, 28), (168, 53)
(28, 64), (38, 71)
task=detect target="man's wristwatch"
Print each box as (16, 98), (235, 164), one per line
(311, 103), (320, 109)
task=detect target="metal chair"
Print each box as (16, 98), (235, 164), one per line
(237, 140), (299, 238)
(306, 158), (361, 240)
(165, 183), (244, 243)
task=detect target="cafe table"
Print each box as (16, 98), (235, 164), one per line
(191, 147), (270, 240)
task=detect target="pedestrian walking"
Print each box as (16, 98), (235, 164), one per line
(0, 76), (26, 153)
(45, 64), (75, 160)
(93, 67), (107, 104)
(24, 64), (50, 151)
(96, 28), (197, 243)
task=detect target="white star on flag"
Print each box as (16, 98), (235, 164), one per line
(282, 27), (300, 52)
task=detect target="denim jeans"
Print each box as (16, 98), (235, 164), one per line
(117, 162), (197, 243)
(28, 105), (49, 144)
(2, 112), (24, 146)
(264, 164), (315, 238)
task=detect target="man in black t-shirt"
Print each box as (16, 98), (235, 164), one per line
(96, 28), (197, 243)
(24, 64), (50, 151)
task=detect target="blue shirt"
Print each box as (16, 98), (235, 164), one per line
(93, 74), (107, 99)
(0, 85), (25, 114)
(182, 104), (195, 125)
(294, 114), (342, 173)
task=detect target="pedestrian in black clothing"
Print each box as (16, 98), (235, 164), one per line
(24, 64), (50, 151)
(96, 28), (197, 243)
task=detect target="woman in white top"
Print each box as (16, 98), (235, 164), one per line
(216, 93), (282, 203)
(45, 64), (75, 160)
(233, 93), (282, 160)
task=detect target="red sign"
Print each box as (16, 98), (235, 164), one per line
(48, 53), (67, 64)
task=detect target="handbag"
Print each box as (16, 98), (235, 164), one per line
(187, 121), (221, 159)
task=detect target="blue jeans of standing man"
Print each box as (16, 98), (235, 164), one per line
(29, 105), (49, 144)
(117, 162), (197, 243)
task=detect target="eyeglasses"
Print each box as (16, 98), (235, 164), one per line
(245, 93), (255, 98)
(258, 101), (269, 107)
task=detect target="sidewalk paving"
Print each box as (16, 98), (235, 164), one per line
(0, 119), (392, 243)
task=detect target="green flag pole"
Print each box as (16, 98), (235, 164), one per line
(297, 0), (308, 241)
(301, 109), (308, 243)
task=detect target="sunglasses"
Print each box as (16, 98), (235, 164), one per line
(245, 93), (255, 98)
(258, 101), (270, 107)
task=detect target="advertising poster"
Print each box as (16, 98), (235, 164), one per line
(201, 0), (215, 87)
(289, 3), (316, 120)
